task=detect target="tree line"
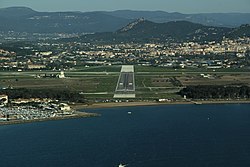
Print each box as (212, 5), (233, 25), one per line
(0, 88), (86, 103)
(179, 85), (250, 99)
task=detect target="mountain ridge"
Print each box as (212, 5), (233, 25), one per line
(0, 7), (250, 34)
(77, 19), (249, 43)
(103, 10), (250, 27)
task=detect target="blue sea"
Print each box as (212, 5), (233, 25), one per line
(1, 104), (250, 167)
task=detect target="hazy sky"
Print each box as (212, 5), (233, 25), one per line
(0, 0), (250, 13)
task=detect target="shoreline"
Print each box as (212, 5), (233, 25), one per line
(71, 100), (250, 110)
(1, 100), (250, 126)
(0, 111), (100, 126)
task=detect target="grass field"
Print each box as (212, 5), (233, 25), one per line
(73, 65), (121, 72)
(177, 74), (250, 86)
(0, 65), (250, 101)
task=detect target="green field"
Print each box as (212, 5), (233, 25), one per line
(1, 65), (249, 101)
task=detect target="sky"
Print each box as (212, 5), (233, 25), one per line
(0, 0), (250, 13)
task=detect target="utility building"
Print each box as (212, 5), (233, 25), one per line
(0, 95), (8, 106)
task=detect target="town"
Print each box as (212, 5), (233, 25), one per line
(0, 36), (249, 71)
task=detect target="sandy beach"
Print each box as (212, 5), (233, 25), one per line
(71, 100), (250, 110)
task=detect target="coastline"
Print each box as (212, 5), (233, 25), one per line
(2, 100), (250, 126)
(0, 111), (100, 126)
(71, 100), (250, 110)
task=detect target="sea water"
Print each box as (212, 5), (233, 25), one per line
(0, 104), (250, 167)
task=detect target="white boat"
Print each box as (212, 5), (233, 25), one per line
(118, 164), (127, 167)
(127, 111), (132, 115)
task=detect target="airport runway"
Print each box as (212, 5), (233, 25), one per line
(114, 65), (135, 98)
(116, 72), (135, 92)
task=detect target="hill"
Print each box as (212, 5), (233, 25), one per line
(105, 10), (250, 28)
(0, 7), (249, 34)
(79, 19), (234, 43)
(0, 7), (130, 33)
(227, 24), (250, 38)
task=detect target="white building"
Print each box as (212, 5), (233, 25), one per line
(0, 95), (8, 106)
(59, 103), (71, 111)
(58, 71), (65, 78)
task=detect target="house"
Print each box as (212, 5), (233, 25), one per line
(58, 71), (65, 78)
(0, 95), (8, 106)
(59, 103), (71, 112)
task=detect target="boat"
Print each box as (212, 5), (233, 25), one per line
(127, 111), (132, 115)
(118, 164), (127, 167)
(194, 102), (202, 105)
